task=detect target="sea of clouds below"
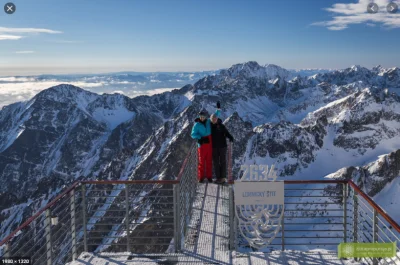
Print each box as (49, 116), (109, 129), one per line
(0, 74), (206, 108)
(0, 69), (333, 108)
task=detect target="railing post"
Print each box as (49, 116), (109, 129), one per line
(353, 192), (358, 243)
(281, 209), (285, 251)
(373, 209), (378, 265)
(173, 184), (181, 252)
(343, 183), (347, 243)
(234, 210), (238, 252)
(45, 209), (52, 265)
(125, 184), (130, 252)
(81, 184), (88, 252)
(4, 242), (10, 258)
(229, 185), (235, 250)
(70, 189), (77, 260)
(373, 209), (378, 242)
(183, 184), (187, 238)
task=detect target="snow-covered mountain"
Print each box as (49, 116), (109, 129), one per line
(325, 149), (400, 223)
(290, 68), (333, 77)
(1, 61), (400, 253)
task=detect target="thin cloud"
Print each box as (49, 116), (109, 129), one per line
(15, 51), (35, 54)
(313, 0), (400, 30)
(48, 40), (83, 44)
(0, 35), (23, 40)
(0, 27), (62, 34)
(0, 27), (62, 41)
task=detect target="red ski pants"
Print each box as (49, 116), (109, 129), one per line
(197, 135), (212, 181)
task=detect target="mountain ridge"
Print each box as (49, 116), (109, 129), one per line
(1, 61), (400, 249)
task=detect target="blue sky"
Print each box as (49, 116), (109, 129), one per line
(0, 0), (399, 74)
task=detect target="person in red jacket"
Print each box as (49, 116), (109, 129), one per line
(191, 102), (221, 183)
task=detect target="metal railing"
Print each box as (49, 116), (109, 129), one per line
(79, 180), (179, 254)
(0, 143), (199, 264)
(0, 182), (83, 265)
(1, 140), (399, 265)
(348, 180), (400, 265)
(175, 143), (198, 252)
(232, 180), (400, 264)
(0, 179), (184, 264)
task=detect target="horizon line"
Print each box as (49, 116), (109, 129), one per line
(0, 63), (398, 77)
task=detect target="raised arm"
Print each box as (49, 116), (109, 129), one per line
(215, 101), (221, 117)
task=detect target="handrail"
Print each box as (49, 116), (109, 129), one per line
(232, 180), (348, 184)
(2, 160), (400, 258)
(348, 180), (400, 234)
(81, 180), (179, 184)
(0, 181), (81, 247)
(0, 179), (180, 247)
(176, 143), (196, 182)
(283, 180), (348, 184)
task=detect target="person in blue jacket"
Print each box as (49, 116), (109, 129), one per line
(191, 101), (221, 183)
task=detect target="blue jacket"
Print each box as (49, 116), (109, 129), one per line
(191, 109), (221, 145)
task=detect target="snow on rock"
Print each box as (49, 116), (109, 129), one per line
(91, 103), (135, 130)
(373, 176), (400, 224)
(2, 61), (400, 259)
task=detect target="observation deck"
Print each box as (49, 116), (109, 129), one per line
(1, 144), (399, 265)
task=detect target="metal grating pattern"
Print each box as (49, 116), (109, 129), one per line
(183, 183), (232, 264)
(234, 251), (363, 265)
(68, 183), (367, 265)
(68, 251), (367, 265)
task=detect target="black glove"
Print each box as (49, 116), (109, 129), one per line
(217, 101), (221, 109)
(229, 137), (234, 143)
(201, 136), (210, 144)
(197, 138), (203, 145)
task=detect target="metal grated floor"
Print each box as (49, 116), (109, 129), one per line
(67, 183), (367, 265)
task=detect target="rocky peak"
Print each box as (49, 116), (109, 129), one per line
(219, 61), (291, 80)
(372, 65), (384, 74)
(36, 84), (97, 101)
(34, 84), (100, 113)
(326, 149), (400, 197)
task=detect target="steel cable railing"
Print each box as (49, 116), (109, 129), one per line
(232, 180), (400, 265)
(348, 182), (400, 265)
(175, 143), (198, 252)
(1, 142), (399, 265)
(0, 182), (82, 265)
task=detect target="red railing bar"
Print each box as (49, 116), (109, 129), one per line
(81, 180), (179, 185)
(3, 162), (399, 250)
(348, 180), (400, 234)
(0, 178), (181, 247)
(284, 180), (348, 184)
(177, 143), (196, 181)
(0, 181), (81, 247)
(230, 180), (347, 184)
